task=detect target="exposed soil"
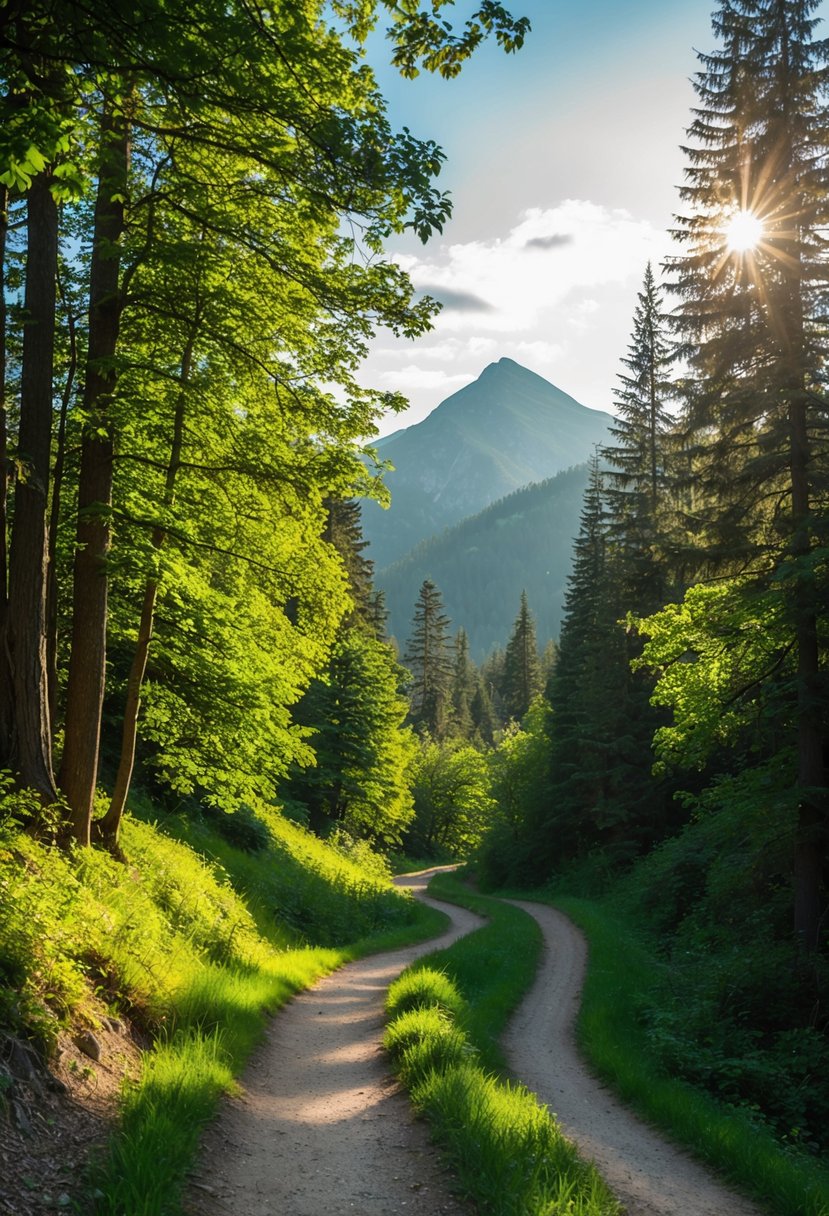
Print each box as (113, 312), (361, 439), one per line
(0, 1018), (142, 1216)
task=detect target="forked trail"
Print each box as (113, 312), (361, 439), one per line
(185, 875), (763, 1216)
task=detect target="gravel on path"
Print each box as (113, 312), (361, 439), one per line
(503, 898), (765, 1216)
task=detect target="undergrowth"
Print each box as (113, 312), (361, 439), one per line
(383, 874), (621, 1216)
(0, 785), (446, 1216)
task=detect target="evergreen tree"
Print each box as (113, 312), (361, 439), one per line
(450, 627), (477, 740)
(670, 0), (829, 948)
(404, 579), (453, 739)
(284, 629), (415, 847)
(323, 498), (377, 632)
(479, 646), (507, 725)
(502, 590), (542, 722)
(525, 456), (668, 878)
(601, 263), (675, 613)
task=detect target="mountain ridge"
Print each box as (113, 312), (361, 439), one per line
(376, 463), (591, 661)
(363, 359), (612, 570)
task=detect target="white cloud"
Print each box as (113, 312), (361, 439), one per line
(394, 200), (667, 336)
(375, 366), (471, 393)
(363, 200), (672, 434)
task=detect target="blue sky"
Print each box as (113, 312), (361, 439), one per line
(361, 1), (828, 433)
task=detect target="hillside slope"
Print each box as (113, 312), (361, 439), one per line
(379, 463), (589, 659)
(364, 359), (611, 569)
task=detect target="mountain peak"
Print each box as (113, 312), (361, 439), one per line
(480, 356), (528, 378)
(362, 359), (613, 569)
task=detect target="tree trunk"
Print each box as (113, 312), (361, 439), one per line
(60, 104), (128, 844)
(46, 296), (77, 729)
(4, 173), (59, 799)
(789, 390), (825, 951)
(0, 183), (10, 759)
(96, 326), (196, 850)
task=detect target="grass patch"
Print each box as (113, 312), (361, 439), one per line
(555, 895), (829, 1216)
(383, 874), (621, 1216)
(0, 793), (446, 1216)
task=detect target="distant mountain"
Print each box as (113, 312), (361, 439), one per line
(378, 463), (590, 662)
(363, 358), (612, 569)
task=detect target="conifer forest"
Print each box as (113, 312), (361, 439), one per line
(1, 3), (829, 1216)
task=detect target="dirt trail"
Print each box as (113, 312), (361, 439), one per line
(185, 877), (765, 1216)
(504, 899), (763, 1216)
(184, 869), (480, 1216)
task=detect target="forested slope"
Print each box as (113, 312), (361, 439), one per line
(379, 463), (589, 659)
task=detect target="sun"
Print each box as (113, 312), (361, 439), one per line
(725, 209), (764, 253)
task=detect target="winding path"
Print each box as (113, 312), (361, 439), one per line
(503, 899), (763, 1216)
(185, 874), (764, 1216)
(184, 869), (480, 1215)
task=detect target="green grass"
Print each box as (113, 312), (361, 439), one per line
(382, 874), (621, 1216)
(0, 794), (446, 1216)
(555, 895), (829, 1216)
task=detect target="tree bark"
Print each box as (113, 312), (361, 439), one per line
(46, 291), (77, 729)
(789, 387), (825, 951)
(60, 103), (128, 844)
(4, 173), (59, 799)
(96, 325), (196, 850)
(0, 183), (10, 759)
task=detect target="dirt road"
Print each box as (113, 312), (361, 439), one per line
(184, 869), (480, 1215)
(185, 876), (763, 1216)
(503, 898), (763, 1216)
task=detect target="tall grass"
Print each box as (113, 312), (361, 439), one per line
(0, 797), (445, 1216)
(383, 874), (621, 1216)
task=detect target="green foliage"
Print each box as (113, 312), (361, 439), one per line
(634, 578), (794, 773)
(477, 699), (552, 888)
(404, 578), (454, 739)
(501, 590), (542, 722)
(145, 800), (415, 948)
(284, 628), (416, 846)
(0, 787), (444, 1214)
(406, 740), (495, 859)
(385, 964), (466, 1021)
(384, 1005), (473, 1086)
(601, 261), (674, 614)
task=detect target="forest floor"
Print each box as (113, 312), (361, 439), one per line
(184, 877), (766, 1216)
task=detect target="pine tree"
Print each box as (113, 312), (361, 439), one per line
(404, 579), (453, 739)
(323, 499), (377, 631)
(502, 591), (542, 722)
(524, 456), (669, 879)
(670, 0), (829, 948)
(601, 263), (674, 614)
(450, 627), (476, 740)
